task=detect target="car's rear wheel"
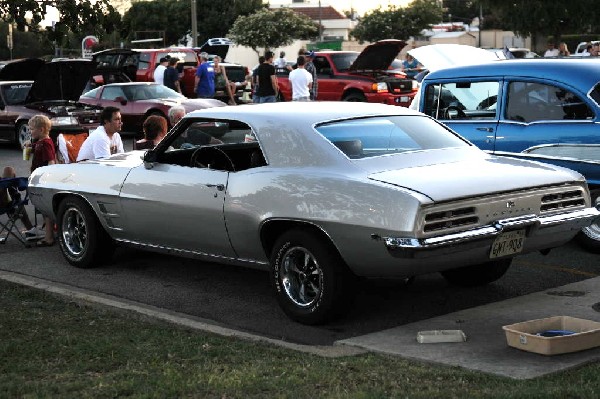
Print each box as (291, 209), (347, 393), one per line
(270, 229), (355, 325)
(57, 196), (114, 268)
(441, 259), (512, 287)
(16, 121), (30, 149)
(577, 189), (600, 253)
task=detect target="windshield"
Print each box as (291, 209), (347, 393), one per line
(330, 52), (359, 71)
(122, 84), (184, 100)
(1, 83), (32, 105)
(315, 115), (469, 159)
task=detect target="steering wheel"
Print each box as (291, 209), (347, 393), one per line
(190, 146), (236, 171)
(443, 105), (467, 120)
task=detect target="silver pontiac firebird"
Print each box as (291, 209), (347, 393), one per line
(29, 102), (600, 324)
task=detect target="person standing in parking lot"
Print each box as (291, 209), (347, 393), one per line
(256, 51), (278, 103)
(288, 56), (312, 101)
(195, 52), (215, 99)
(163, 58), (181, 93)
(304, 51), (318, 100)
(153, 57), (169, 85)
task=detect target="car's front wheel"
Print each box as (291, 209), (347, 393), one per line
(270, 229), (355, 325)
(577, 189), (600, 253)
(57, 196), (114, 268)
(441, 259), (512, 287)
(16, 121), (30, 149)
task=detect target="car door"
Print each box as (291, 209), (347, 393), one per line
(421, 80), (501, 151)
(495, 79), (598, 153)
(312, 55), (344, 101)
(118, 163), (234, 257)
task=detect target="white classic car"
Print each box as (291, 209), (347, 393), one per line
(29, 102), (600, 324)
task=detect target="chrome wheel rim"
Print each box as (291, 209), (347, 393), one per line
(280, 246), (323, 308)
(62, 206), (88, 257)
(18, 124), (31, 149)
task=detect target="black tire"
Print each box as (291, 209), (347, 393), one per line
(57, 196), (114, 268)
(441, 259), (512, 287)
(343, 92), (367, 102)
(270, 229), (355, 325)
(16, 121), (30, 149)
(577, 190), (600, 253)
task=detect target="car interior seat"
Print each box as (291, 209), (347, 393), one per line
(57, 132), (89, 163)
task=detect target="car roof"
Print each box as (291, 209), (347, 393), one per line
(184, 102), (425, 168)
(186, 101), (420, 124)
(425, 58), (600, 88)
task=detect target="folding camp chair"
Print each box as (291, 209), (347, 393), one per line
(0, 177), (33, 247)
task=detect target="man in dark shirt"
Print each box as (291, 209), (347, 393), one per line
(163, 58), (181, 93)
(256, 51), (278, 103)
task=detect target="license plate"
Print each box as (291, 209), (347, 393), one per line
(490, 229), (525, 258)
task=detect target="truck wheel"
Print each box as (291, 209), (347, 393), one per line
(577, 190), (600, 253)
(270, 229), (355, 324)
(343, 93), (367, 102)
(441, 259), (512, 287)
(57, 196), (114, 268)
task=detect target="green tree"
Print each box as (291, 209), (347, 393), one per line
(228, 7), (318, 54)
(121, 0), (265, 46)
(481, 0), (596, 42)
(0, 0), (120, 46)
(351, 0), (442, 43)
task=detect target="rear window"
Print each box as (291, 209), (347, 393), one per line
(315, 115), (469, 159)
(1, 83), (31, 105)
(154, 51), (198, 66)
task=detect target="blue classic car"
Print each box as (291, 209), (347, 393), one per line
(417, 58), (600, 252)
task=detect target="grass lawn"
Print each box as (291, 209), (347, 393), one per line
(1, 279), (599, 398)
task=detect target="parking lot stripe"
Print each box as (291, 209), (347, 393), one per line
(516, 260), (599, 277)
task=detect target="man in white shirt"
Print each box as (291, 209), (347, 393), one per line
(153, 57), (169, 85)
(288, 56), (313, 101)
(543, 42), (559, 57)
(76, 106), (125, 161)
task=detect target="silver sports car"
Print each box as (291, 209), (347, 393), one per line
(29, 102), (600, 324)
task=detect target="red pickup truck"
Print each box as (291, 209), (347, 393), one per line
(277, 40), (417, 106)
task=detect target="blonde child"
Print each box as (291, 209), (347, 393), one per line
(27, 115), (56, 246)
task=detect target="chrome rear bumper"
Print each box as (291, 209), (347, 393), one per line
(382, 207), (600, 253)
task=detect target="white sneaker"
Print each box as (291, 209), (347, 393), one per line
(24, 227), (44, 240)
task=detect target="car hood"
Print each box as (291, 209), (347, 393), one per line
(408, 44), (502, 73)
(197, 37), (232, 60)
(24, 59), (96, 103)
(0, 58), (46, 81)
(367, 155), (582, 202)
(349, 39), (407, 71)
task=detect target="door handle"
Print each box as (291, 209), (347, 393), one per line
(206, 183), (225, 191)
(476, 127), (494, 132)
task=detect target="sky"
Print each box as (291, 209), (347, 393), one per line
(275, 1), (412, 16)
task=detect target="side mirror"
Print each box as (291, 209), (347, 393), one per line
(114, 96), (127, 105)
(143, 149), (157, 169)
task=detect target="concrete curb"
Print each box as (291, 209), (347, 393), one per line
(0, 270), (366, 358)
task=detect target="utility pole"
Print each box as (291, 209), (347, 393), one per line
(191, 0), (198, 47)
(7, 23), (13, 60)
(318, 0), (323, 42)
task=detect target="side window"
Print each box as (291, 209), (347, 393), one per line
(100, 86), (125, 100)
(313, 56), (332, 76)
(423, 81), (499, 120)
(506, 82), (594, 123)
(138, 53), (151, 70)
(162, 119), (265, 171)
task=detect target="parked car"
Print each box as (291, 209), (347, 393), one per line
(78, 82), (226, 134)
(91, 47), (200, 98)
(276, 40), (418, 105)
(28, 102), (599, 324)
(0, 58), (102, 148)
(416, 58), (600, 252)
